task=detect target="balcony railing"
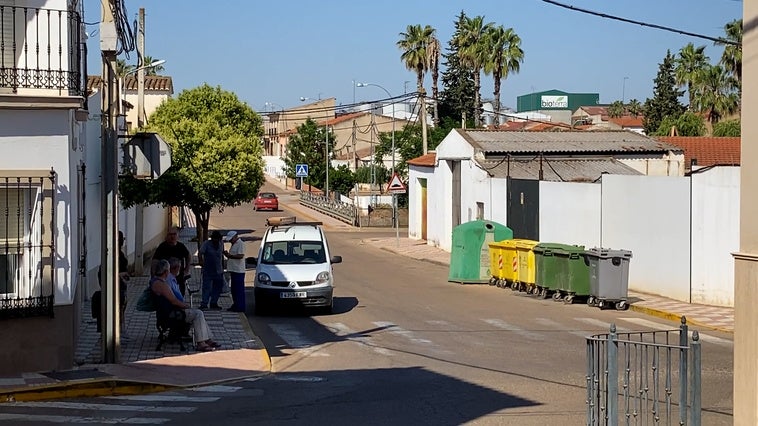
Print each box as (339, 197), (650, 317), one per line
(0, 5), (85, 97)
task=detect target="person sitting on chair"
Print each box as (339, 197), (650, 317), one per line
(150, 259), (220, 352)
(167, 257), (185, 302)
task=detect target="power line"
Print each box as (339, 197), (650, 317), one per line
(541, 0), (740, 46)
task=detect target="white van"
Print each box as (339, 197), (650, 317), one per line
(250, 217), (341, 315)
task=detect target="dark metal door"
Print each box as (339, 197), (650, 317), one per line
(507, 178), (539, 240)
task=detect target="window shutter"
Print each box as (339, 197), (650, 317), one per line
(0, 188), (27, 249)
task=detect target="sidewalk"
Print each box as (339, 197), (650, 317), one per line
(0, 229), (270, 403)
(360, 236), (735, 334)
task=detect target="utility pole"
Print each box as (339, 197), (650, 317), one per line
(420, 88), (428, 155)
(133, 7), (145, 276)
(100, 0), (121, 363)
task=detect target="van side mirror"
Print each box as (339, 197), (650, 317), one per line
(245, 256), (258, 268)
(330, 255), (342, 264)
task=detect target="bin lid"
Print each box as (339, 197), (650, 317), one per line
(513, 239), (539, 250)
(586, 247), (633, 259)
(498, 239), (519, 248)
(488, 241), (512, 248)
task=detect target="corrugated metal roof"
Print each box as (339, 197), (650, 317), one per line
(478, 157), (642, 182)
(458, 129), (682, 154)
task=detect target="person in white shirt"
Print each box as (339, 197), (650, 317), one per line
(223, 231), (246, 312)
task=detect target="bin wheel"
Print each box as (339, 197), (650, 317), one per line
(564, 294), (574, 304)
(511, 282), (519, 292)
(526, 286), (533, 295)
(552, 291), (562, 301)
(615, 300), (629, 311)
(587, 296), (596, 307)
(489, 277), (496, 286)
(494, 279), (502, 288)
(540, 288), (549, 299)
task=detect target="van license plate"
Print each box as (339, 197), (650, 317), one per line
(280, 292), (307, 299)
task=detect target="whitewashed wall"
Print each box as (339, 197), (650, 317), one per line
(263, 155), (285, 178)
(489, 178), (508, 226)
(601, 175), (691, 300)
(408, 166), (430, 240)
(84, 104), (103, 294)
(618, 154), (685, 177)
(539, 181), (601, 247)
(427, 161), (452, 250)
(690, 167), (739, 306)
(461, 160), (494, 223)
(0, 109), (80, 304)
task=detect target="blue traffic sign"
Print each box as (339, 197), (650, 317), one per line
(295, 164), (309, 177)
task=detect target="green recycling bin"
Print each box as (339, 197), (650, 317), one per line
(585, 248), (633, 310)
(448, 220), (513, 284)
(554, 244), (589, 304)
(533, 243), (572, 299)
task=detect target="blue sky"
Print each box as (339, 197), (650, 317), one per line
(84, 0), (742, 112)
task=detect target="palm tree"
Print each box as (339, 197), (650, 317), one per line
(691, 64), (739, 123)
(427, 36), (441, 125)
(483, 25), (524, 124)
(397, 24), (436, 93)
(716, 19), (742, 84)
(115, 59), (134, 77)
(674, 43), (709, 108)
(607, 101), (625, 118)
(456, 15), (494, 127)
(141, 55), (165, 76)
(627, 99), (642, 117)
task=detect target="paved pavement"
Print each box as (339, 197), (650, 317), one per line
(0, 175), (734, 402)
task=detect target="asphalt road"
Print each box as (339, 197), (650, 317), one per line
(1, 183), (734, 425)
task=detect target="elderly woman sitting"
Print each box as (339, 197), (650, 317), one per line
(151, 259), (220, 352)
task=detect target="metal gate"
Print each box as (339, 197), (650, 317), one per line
(586, 317), (701, 425)
(507, 178), (539, 240)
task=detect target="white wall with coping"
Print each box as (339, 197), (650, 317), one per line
(690, 166), (739, 306)
(601, 174), (691, 301)
(539, 181), (601, 248)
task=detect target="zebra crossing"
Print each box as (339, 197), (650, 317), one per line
(263, 316), (733, 358)
(0, 381), (259, 424)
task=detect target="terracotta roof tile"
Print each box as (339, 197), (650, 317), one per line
(609, 116), (644, 127)
(407, 152), (436, 167)
(87, 75), (174, 93)
(657, 136), (740, 167)
(578, 106), (608, 116)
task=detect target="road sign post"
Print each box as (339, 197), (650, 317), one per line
(295, 164), (308, 192)
(386, 173), (407, 247)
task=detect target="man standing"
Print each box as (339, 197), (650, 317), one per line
(223, 231), (246, 312)
(152, 227), (191, 297)
(199, 230), (225, 310)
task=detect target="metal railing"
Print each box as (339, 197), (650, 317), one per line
(0, 172), (56, 319)
(0, 5), (85, 96)
(586, 316), (701, 425)
(299, 191), (357, 225)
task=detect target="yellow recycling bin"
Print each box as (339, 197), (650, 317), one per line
(514, 239), (539, 293)
(488, 240), (515, 287)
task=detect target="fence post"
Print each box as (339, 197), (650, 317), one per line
(679, 316), (688, 425)
(690, 331), (701, 426)
(607, 324), (618, 424)
(586, 338), (594, 426)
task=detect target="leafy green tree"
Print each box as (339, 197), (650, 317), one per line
(283, 118), (333, 192)
(653, 111), (706, 137)
(674, 43), (709, 107)
(373, 118), (455, 178)
(716, 19), (742, 85)
(115, 59), (133, 77)
(607, 101), (625, 118)
(329, 165), (356, 197)
(643, 51), (684, 135)
(119, 84), (264, 243)
(692, 64), (739, 123)
(712, 119), (740, 137)
(354, 165), (389, 186)
(626, 99), (643, 117)
(456, 15), (494, 127)
(439, 11), (477, 126)
(483, 25), (524, 118)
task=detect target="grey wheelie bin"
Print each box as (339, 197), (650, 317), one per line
(585, 248), (632, 310)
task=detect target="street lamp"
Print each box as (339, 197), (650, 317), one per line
(119, 59), (166, 121)
(357, 82), (398, 246)
(622, 76), (629, 104)
(300, 96), (330, 199)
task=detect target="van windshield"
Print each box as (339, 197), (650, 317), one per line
(261, 241), (327, 264)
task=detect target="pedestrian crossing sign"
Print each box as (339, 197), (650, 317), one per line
(296, 164), (309, 177)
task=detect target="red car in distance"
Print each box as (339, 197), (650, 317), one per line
(254, 192), (279, 211)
